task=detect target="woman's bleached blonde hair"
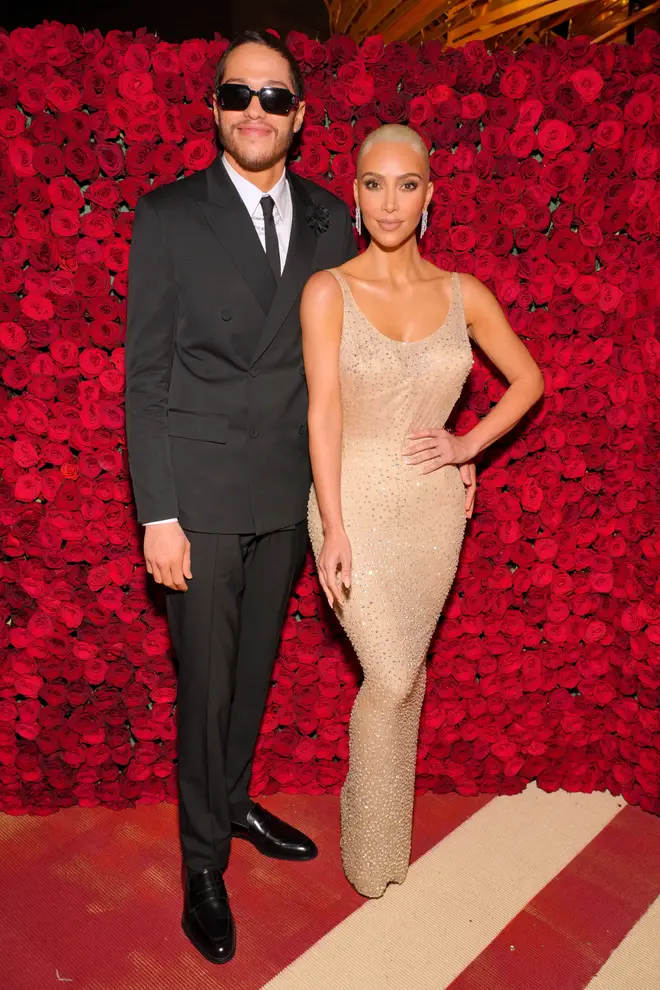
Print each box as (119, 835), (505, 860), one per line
(357, 124), (430, 176)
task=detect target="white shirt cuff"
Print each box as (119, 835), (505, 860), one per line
(144, 518), (178, 525)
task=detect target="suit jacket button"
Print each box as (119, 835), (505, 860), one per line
(221, 309), (232, 320)
(249, 427), (259, 439)
(299, 424), (306, 434)
(250, 368), (260, 377)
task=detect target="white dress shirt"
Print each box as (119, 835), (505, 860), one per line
(145, 154), (293, 526)
(222, 154), (292, 273)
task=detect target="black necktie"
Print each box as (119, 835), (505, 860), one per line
(260, 195), (281, 282)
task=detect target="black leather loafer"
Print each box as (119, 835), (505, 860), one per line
(181, 867), (236, 964)
(231, 803), (318, 861)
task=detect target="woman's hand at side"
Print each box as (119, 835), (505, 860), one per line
(317, 528), (352, 609)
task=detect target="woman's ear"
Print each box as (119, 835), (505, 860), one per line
(425, 180), (434, 211)
(353, 176), (359, 211)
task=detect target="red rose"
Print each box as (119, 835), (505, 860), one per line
(0, 109), (26, 139)
(176, 39), (208, 74)
(151, 70), (184, 104)
(449, 226), (476, 252)
(344, 72), (374, 107)
(500, 65), (528, 100)
(152, 42), (181, 74)
(45, 80), (83, 112)
(509, 128), (535, 158)
(75, 265), (110, 296)
(92, 142), (124, 178)
(633, 146), (659, 180)
(182, 139), (215, 172)
(75, 214), (109, 244)
(49, 208), (80, 238)
(117, 70), (154, 103)
(409, 96), (433, 126)
(571, 68), (603, 104)
(355, 35), (382, 65)
(21, 294), (54, 320)
(180, 102), (214, 139)
(47, 176), (83, 211)
(538, 120), (575, 155)
(123, 144), (152, 178)
(594, 120), (625, 149)
(150, 143), (182, 177)
(460, 93), (486, 120)
(63, 143), (98, 181)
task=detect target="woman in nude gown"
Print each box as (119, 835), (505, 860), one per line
(301, 125), (544, 898)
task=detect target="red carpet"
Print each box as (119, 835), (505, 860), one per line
(1, 789), (659, 989)
(447, 803), (660, 990)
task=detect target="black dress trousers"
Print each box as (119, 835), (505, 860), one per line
(166, 523), (308, 873)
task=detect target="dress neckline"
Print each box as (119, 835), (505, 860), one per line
(332, 269), (457, 346)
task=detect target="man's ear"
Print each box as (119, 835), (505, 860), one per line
(293, 100), (306, 134)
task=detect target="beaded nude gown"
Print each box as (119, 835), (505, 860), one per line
(308, 268), (474, 898)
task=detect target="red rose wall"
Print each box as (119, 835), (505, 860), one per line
(0, 24), (659, 817)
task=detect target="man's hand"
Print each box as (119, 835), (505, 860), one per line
(144, 521), (192, 591)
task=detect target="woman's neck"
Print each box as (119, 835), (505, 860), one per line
(362, 235), (426, 285)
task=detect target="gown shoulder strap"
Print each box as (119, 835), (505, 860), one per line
(451, 271), (467, 329)
(326, 267), (349, 295)
(324, 267), (352, 319)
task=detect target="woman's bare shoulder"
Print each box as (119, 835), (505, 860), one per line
(456, 272), (498, 308)
(303, 268), (342, 298)
(301, 270), (344, 321)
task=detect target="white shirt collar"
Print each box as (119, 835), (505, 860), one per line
(222, 153), (290, 222)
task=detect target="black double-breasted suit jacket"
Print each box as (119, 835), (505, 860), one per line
(125, 154), (356, 535)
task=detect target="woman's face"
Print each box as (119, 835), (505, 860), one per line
(354, 140), (433, 248)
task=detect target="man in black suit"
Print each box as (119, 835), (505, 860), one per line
(125, 31), (357, 963)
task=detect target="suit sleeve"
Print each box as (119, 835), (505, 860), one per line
(339, 202), (358, 262)
(124, 194), (179, 525)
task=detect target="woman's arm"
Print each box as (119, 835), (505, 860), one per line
(301, 271), (351, 606)
(404, 273), (544, 471)
(460, 274), (545, 458)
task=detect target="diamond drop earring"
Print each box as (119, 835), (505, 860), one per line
(355, 205), (362, 236)
(420, 209), (428, 238)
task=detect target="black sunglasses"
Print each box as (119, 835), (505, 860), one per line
(216, 83), (299, 117)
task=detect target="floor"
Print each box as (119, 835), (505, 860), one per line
(2, 783), (660, 989)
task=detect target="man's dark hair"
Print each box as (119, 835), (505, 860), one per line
(214, 30), (305, 103)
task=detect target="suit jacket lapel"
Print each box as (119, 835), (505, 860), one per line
(251, 171), (318, 365)
(196, 155), (276, 316)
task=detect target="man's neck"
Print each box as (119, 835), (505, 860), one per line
(224, 152), (287, 193)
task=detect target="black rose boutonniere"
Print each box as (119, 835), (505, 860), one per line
(306, 202), (330, 235)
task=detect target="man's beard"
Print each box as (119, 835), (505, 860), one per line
(219, 120), (295, 172)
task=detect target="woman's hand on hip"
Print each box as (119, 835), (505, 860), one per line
(403, 429), (475, 474)
(317, 529), (352, 609)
